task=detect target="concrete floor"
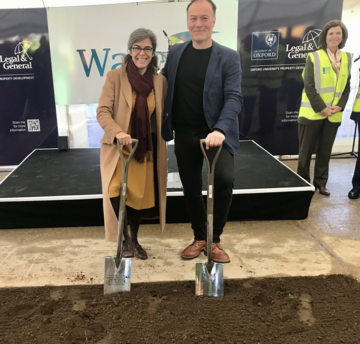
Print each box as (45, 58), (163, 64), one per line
(0, 157), (359, 288)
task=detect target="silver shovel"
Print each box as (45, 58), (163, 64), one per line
(195, 139), (224, 297)
(104, 138), (138, 295)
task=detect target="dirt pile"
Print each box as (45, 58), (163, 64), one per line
(1, 275), (360, 343)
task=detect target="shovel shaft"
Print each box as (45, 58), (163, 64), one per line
(116, 211), (125, 259)
(207, 214), (213, 271)
(199, 139), (222, 270)
(115, 139), (139, 259)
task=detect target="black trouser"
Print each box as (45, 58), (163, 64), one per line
(174, 131), (234, 243)
(352, 121), (360, 189)
(297, 120), (340, 187)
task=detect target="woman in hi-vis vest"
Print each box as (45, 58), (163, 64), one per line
(297, 20), (352, 196)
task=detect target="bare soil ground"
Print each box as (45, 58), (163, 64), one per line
(1, 275), (360, 344)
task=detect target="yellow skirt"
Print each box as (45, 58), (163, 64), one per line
(108, 90), (156, 210)
(108, 144), (155, 210)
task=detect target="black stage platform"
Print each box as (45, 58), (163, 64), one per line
(0, 141), (314, 229)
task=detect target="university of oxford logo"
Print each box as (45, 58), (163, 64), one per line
(265, 33), (277, 47)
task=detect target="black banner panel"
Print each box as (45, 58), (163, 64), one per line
(0, 8), (58, 166)
(238, 0), (343, 155)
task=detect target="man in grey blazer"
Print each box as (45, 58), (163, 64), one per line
(162, 0), (243, 263)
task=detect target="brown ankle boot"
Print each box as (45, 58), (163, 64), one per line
(134, 244), (148, 260)
(121, 243), (134, 258)
(318, 186), (330, 196)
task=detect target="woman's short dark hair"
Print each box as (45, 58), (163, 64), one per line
(319, 19), (348, 50)
(123, 28), (158, 72)
(187, 0), (216, 16)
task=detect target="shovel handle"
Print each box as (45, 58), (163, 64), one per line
(199, 139), (222, 216)
(200, 139), (222, 270)
(115, 138), (139, 259)
(117, 138), (139, 213)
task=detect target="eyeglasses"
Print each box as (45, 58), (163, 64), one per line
(131, 46), (153, 54)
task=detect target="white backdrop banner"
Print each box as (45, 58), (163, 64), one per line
(47, 1), (238, 105)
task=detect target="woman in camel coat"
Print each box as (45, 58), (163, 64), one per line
(97, 28), (167, 260)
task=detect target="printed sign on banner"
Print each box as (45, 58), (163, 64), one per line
(238, 0), (344, 156)
(47, 0), (238, 105)
(0, 8), (58, 166)
(251, 31), (280, 61)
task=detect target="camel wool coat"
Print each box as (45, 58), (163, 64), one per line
(97, 66), (168, 242)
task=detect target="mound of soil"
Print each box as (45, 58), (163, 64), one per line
(1, 275), (360, 343)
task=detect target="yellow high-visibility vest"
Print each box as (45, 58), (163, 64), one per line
(299, 49), (352, 123)
(353, 86), (360, 112)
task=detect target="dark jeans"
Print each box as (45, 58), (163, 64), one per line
(352, 121), (360, 189)
(174, 131), (234, 243)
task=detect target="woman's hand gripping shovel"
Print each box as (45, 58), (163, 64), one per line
(195, 139), (224, 297)
(104, 138), (138, 295)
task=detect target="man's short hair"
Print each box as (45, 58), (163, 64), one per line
(186, 0), (217, 16)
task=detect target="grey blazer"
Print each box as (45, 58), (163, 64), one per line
(161, 40), (243, 155)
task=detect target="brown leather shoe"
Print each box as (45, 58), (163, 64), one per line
(181, 240), (206, 259)
(121, 243), (134, 258)
(204, 243), (230, 263)
(318, 186), (330, 196)
(134, 244), (148, 260)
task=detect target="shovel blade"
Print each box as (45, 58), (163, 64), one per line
(195, 262), (224, 297)
(104, 256), (131, 295)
